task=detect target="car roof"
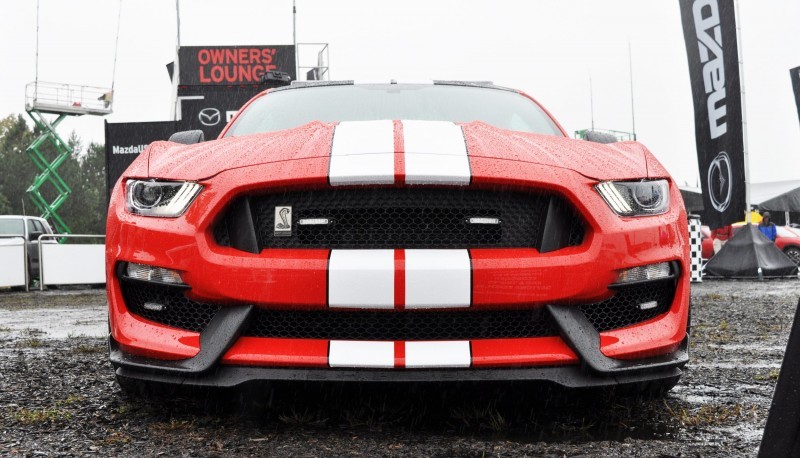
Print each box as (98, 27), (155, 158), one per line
(0, 215), (46, 221)
(270, 80), (519, 94)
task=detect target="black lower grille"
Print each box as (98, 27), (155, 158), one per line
(213, 188), (585, 251)
(243, 308), (557, 340)
(120, 279), (676, 338)
(581, 279), (676, 332)
(121, 280), (219, 332)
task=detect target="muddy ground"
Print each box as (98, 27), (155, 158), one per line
(0, 280), (798, 457)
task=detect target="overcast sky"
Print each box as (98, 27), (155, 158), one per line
(1, 0), (799, 186)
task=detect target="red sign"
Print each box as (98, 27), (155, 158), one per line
(179, 45), (296, 85)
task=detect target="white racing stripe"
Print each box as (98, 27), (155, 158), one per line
(329, 341), (395, 368)
(405, 249), (471, 308)
(328, 250), (394, 308)
(329, 120), (395, 185)
(402, 120), (470, 185)
(405, 341), (471, 368)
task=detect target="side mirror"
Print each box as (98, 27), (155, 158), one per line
(168, 130), (205, 145)
(583, 130), (618, 144)
(29, 231), (43, 242)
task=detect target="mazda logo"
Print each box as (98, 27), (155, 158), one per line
(707, 151), (733, 212)
(198, 108), (221, 126)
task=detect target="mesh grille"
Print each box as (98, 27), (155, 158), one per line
(120, 279), (676, 338)
(121, 280), (219, 332)
(567, 218), (585, 247)
(581, 280), (676, 332)
(243, 308), (558, 340)
(214, 188), (585, 250)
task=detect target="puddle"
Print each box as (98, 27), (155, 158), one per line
(0, 305), (106, 339)
(707, 343), (786, 353)
(690, 362), (782, 370)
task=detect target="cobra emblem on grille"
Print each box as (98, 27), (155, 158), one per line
(274, 206), (292, 237)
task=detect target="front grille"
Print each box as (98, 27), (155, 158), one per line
(581, 279), (676, 332)
(213, 188), (585, 251)
(120, 279), (676, 338)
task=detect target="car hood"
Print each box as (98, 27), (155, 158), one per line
(145, 120), (655, 182)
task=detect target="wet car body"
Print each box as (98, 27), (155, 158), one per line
(106, 81), (690, 393)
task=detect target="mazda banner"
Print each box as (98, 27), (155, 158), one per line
(104, 120), (178, 202)
(679, 0), (746, 229)
(791, 66), (800, 128)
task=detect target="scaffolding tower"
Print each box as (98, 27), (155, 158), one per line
(574, 128), (636, 142)
(24, 82), (113, 234)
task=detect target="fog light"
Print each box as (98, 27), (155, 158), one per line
(125, 262), (184, 284)
(639, 300), (658, 311)
(143, 302), (166, 312)
(617, 262), (671, 284)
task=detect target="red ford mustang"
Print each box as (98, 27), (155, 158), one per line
(106, 81), (689, 395)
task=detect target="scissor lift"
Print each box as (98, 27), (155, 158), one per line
(574, 128), (635, 142)
(24, 82), (113, 234)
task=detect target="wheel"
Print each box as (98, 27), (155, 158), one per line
(784, 246), (800, 266)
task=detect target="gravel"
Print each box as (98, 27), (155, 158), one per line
(0, 280), (798, 457)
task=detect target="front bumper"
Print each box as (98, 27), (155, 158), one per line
(110, 302), (688, 388)
(107, 157), (690, 388)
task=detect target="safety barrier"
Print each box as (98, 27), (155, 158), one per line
(38, 234), (106, 290)
(688, 215), (703, 283)
(0, 236), (28, 290)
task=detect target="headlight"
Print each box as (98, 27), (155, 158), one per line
(125, 180), (203, 217)
(595, 180), (670, 216)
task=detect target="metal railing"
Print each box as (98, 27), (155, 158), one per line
(574, 128), (635, 142)
(0, 235), (29, 292)
(38, 234), (106, 290)
(25, 81), (114, 115)
(297, 43), (330, 81)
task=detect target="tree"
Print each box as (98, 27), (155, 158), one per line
(0, 114), (107, 234)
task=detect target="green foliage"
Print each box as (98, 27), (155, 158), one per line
(0, 114), (106, 234)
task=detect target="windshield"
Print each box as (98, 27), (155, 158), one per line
(0, 219), (24, 236)
(225, 84), (563, 137)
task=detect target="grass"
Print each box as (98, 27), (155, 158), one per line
(666, 402), (751, 427)
(695, 320), (733, 344)
(114, 403), (135, 415)
(150, 419), (193, 433)
(54, 394), (84, 407)
(103, 431), (132, 445)
(70, 343), (103, 355)
(755, 369), (781, 382)
(13, 407), (73, 424)
(450, 404), (508, 433)
(16, 337), (46, 348)
(278, 408), (323, 426)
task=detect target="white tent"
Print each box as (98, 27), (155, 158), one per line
(752, 180), (800, 213)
